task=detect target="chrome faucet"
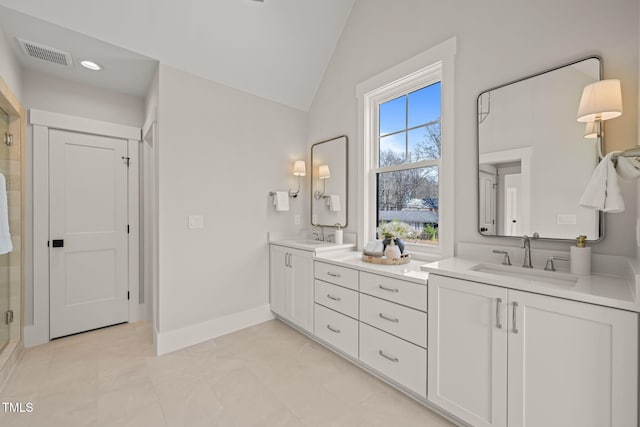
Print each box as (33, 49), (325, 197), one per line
(544, 256), (569, 272)
(313, 225), (325, 242)
(520, 234), (538, 268)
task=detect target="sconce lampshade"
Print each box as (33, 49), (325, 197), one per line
(576, 79), (623, 123)
(293, 160), (306, 177)
(584, 121), (598, 139)
(318, 165), (331, 179)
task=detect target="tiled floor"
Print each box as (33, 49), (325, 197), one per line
(0, 320), (454, 426)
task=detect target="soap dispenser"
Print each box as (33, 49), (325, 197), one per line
(334, 224), (343, 245)
(570, 235), (591, 275)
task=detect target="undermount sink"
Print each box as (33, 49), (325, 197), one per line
(286, 239), (329, 246)
(470, 263), (579, 287)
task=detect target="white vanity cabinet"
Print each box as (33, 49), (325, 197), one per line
(313, 261), (360, 358)
(358, 272), (428, 398)
(269, 245), (314, 332)
(428, 274), (638, 427)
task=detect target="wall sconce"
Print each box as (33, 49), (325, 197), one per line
(584, 121), (598, 139)
(288, 160), (306, 198)
(314, 164), (331, 200)
(577, 79), (623, 158)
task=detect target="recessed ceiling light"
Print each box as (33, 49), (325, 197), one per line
(80, 60), (102, 71)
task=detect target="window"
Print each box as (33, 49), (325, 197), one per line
(377, 83), (441, 245)
(357, 38), (455, 259)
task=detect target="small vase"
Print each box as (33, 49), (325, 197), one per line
(384, 239), (401, 260)
(383, 237), (405, 254)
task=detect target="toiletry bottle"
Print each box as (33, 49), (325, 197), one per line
(334, 224), (343, 245)
(570, 235), (591, 275)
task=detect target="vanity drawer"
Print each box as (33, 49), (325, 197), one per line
(314, 279), (359, 319)
(359, 293), (427, 348)
(360, 272), (427, 311)
(314, 303), (358, 359)
(314, 261), (359, 291)
(359, 322), (427, 398)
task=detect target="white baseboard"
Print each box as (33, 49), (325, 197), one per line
(155, 305), (274, 356)
(23, 325), (48, 348)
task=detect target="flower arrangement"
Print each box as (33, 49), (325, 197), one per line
(377, 220), (413, 239)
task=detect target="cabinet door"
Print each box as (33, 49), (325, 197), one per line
(508, 290), (638, 427)
(428, 274), (508, 427)
(290, 249), (313, 332)
(269, 245), (290, 318)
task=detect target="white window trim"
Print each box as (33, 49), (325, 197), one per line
(356, 37), (456, 261)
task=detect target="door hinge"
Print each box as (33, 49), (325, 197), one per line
(4, 132), (13, 146)
(47, 240), (49, 247)
(5, 310), (14, 325)
(127, 224), (130, 234)
(127, 291), (130, 300)
(121, 156), (131, 167)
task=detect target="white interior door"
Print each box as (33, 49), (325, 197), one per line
(504, 174), (521, 236)
(49, 129), (129, 339)
(479, 170), (496, 235)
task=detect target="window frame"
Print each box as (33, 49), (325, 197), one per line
(356, 38), (456, 261)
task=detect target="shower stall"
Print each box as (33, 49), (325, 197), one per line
(0, 82), (23, 388)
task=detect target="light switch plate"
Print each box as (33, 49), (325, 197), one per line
(188, 215), (204, 229)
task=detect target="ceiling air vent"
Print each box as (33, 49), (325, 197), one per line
(17, 38), (73, 67)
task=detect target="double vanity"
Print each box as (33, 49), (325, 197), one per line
(269, 238), (639, 427)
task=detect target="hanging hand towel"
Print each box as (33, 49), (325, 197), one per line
(579, 151), (625, 213)
(273, 191), (290, 211)
(0, 173), (12, 254)
(327, 195), (341, 212)
(616, 156), (640, 180)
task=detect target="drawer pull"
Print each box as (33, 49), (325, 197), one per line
(379, 313), (399, 323)
(327, 272), (341, 278)
(327, 294), (341, 302)
(326, 324), (341, 334)
(378, 284), (399, 293)
(378, 350), (399, 363)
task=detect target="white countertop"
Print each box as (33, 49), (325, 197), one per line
(314, 251), (429, 285)
(421, 257), (640, 313)
(269, 239), (356, 253)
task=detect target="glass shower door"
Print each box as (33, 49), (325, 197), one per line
(0, 106), (8, 353)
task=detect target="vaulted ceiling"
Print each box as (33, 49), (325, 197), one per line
(0, 0), (355, 110)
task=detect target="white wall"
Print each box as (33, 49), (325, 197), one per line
(0, 28), (21, 101)
(308, 0), (639, 257)
(156, 65), (307, 343)
(22, 70), (144, 127)
(143, 69), (159, 334)
(22, 70), (145, 326)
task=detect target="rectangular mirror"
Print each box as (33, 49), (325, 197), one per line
(311, 135), (348, 227)
(478, 56), (603, 241)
